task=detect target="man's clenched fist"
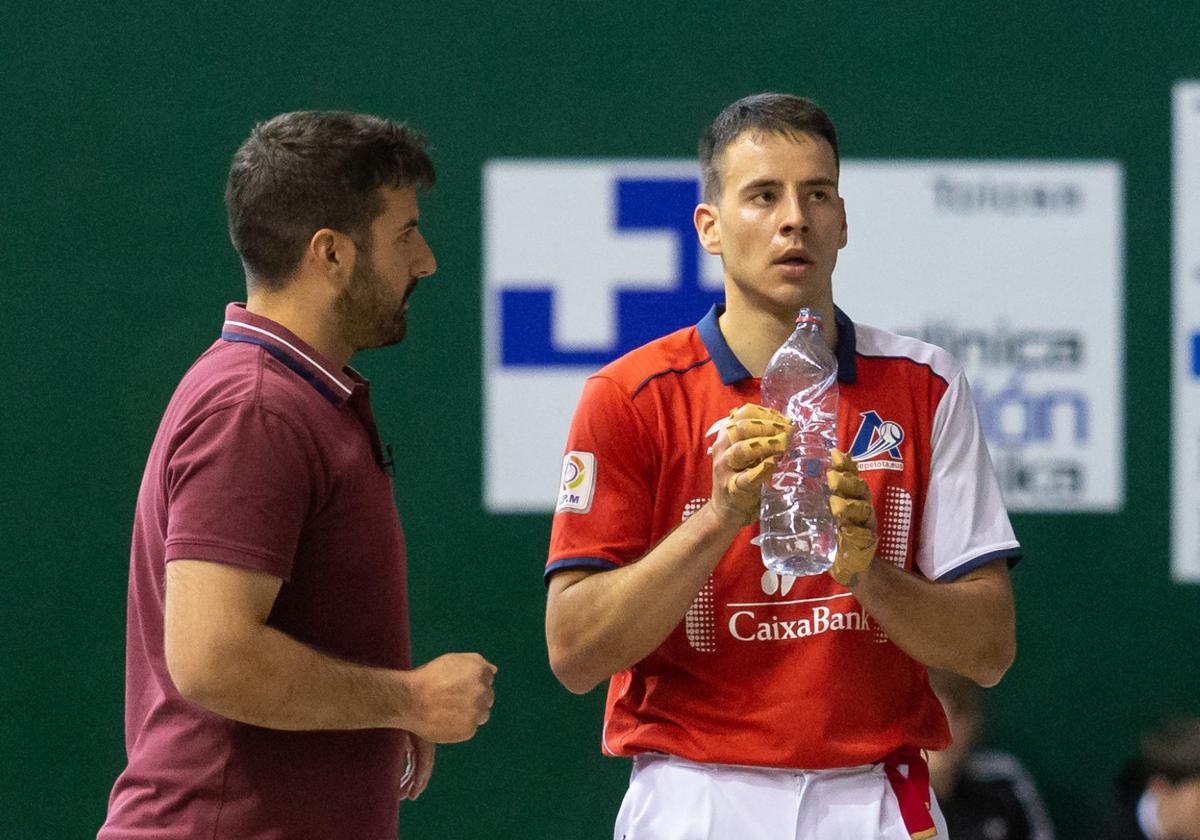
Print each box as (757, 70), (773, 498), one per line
(826, 448), (878, 586)
(405, 653), (497, 743)
(709, 404), (793, 526)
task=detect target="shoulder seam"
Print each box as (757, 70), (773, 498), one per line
(581, 372), (662, 481)
(630, 357), (713, 401)
(172, 400), (317, 455)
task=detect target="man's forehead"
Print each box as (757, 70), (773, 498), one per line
(376, 184), (420, 220)
(721, 130), (838, 178)
(730, 127), (823, 149)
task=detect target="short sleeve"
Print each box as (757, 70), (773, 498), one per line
(545, 375), (657, 581)
(164, 402), (318, 579)
(916, 370), (1022, 581)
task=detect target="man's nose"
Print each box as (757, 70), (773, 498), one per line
(416, 238), (437, 278)
(779, 194), (809, 235)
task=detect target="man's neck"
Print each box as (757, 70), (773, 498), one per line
(245, 291), (352, 368)
(718, 296), (838, 378)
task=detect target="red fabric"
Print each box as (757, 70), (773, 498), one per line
(547, 318), (953, 768)
(883, 747), (938, 840)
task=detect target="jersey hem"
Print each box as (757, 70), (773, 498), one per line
(935, 546), (1023, 582)
(164, 541), (293, 581)
(615, 739), (945, 772)
(544, 556), (620, 585)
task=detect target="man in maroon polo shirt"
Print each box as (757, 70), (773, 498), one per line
(99, 111), (497, 840)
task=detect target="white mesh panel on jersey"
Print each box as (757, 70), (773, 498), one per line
(874, 486), (913, 644)
(681, 498), (717, 653)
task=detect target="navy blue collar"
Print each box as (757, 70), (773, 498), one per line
(697, 304), (858, 385)
(219, 303), (363, 406)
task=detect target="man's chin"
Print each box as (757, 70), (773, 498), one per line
(382, 314), (408, 346)
(358, 317), (407, 351)
(378, 327), (407, 348)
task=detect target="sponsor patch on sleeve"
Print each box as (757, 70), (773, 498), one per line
(556, 451), (597, 513)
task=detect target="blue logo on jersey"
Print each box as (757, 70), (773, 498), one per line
(499, 178), (722, 367)
(1193, 332), (1200, 378)
(848, 411), (905, 464)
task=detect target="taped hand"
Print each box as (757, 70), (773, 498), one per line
(709, 404), (793, 526)
(826, 448), (878, 586)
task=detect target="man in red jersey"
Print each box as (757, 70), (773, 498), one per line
(545, 94), (1020, 839)
(99, 112), (496, 840)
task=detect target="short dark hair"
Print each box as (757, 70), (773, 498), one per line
(225, 111), (435, 287)
(698, 93), (839, 203)
(1142, 716), (1200, 783)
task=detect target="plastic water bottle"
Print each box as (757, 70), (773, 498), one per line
(752, 309), (839, 577)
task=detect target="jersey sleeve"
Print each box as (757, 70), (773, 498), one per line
(545, 374), (657, 582)
(917, 369), (1022, 581)
(163, 402), (318, 579)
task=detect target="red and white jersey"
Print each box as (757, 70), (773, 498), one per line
(546, 305), (1020, 770)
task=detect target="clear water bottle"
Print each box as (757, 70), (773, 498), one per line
(752, 309), (839, 577)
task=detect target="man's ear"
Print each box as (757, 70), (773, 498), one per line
(838, 196), (848, 250)
(694, 202), (722, 256)
(1146, 774), (1170, 795)
(307, 228), (356, 288)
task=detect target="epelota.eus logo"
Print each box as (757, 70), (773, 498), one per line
(848, 411), (905, 471)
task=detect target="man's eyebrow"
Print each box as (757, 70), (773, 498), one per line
(741, 178), (782, 192)
(739, 177), (838, 192)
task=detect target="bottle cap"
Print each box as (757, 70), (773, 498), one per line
(794, 309), (823, 327)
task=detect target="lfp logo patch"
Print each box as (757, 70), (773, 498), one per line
(557, 451), (597, 513)
(484, 161), (725, 512)
(848, 411), (905, 471)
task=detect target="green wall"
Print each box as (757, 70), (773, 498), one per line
(3, 2), (1198, 837)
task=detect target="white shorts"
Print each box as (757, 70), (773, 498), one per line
(613, 753), (948, 840)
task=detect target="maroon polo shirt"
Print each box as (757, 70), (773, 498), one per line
(100, 304), (412, 840)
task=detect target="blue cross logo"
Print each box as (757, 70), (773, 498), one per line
(499, 178), (723, 367)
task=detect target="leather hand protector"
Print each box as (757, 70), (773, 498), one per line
(725, 457), (779, 514)
(712, 405), (793, 524)
(724, 405), (792, 447)
(826, 449), (878, 586)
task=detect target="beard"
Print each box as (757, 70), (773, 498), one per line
(334, 254), (409, 351)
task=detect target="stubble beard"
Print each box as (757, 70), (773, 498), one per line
(336, 256), (408, 351)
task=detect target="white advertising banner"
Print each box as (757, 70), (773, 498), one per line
(1172, 82), (1200, 582)
(835, 162), (1124, 512)
(484, 159), (1125, 513)
(483, 162), (725, 512)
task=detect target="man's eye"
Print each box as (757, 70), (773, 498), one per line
(812, 191), (828, 201)
(753, 191), (774, 204)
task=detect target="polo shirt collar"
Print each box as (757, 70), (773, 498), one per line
(697, 304), (858, 386)
(220, 303), (361, 406)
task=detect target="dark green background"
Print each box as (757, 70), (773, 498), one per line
(3, 2), (1198, 837)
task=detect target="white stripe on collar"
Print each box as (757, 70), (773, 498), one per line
(224, 320), (353, 396)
